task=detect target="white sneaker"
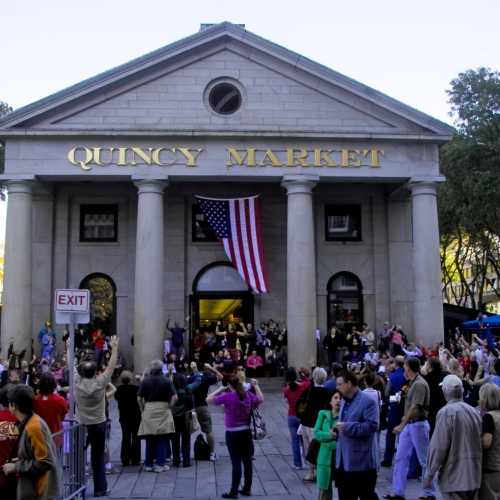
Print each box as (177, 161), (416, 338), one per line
(143, 466), (154, 472)
(209, 452), (217, 462)
(153, 465), (170, 473)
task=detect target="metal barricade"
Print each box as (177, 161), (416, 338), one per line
(53, 420), (87, 500)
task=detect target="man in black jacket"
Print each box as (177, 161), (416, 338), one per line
(423, 357), (446, 435)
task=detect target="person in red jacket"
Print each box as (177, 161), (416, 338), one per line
(0, 386), (19, 498)
(34, 372), (69, 435)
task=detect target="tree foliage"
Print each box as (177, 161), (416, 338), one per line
(439, 68), (500, 309)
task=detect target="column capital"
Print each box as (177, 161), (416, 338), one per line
(5, 179), (35, 195)
(281, 174), (319, 195)
(132, 175), (169, 195)
(407, 176), (445, 197)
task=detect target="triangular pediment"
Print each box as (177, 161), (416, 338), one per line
(0, 22), (454, 139)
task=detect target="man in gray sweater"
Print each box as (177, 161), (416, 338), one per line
(424, 374), (482, 500)
(75, 335), (119, 497)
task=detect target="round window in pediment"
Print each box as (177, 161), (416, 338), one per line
(208, 82), (242, 115)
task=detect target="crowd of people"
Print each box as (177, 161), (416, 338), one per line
(284, 319), (500, 500)
(0, 316), (499, 499)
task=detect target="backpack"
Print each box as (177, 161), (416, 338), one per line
(194, 433), (211, 461)
(295, 387), (311, 423)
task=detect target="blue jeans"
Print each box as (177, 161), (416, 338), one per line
(145, 435), (168, 467)
(288, 416), (302, 467)
(392, 421), (436, 497)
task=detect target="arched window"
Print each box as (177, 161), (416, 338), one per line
(327, 272), (363, 330)
(79, 273), (117, 335)
(193, 262), (249, 293)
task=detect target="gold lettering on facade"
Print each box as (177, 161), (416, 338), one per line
(116, 147), (128, 166)
(92, 147), (114, 166)
(68, 147), (94, 171)
(370, 149), (384, 167)
(67, 146), (385, 171)
(313, 149), (337, 167)
(226, 148), (256, 167)
(259, 149), (283, 167)
(340, 149), (349, 167)
(287, 148), (309, 167)
(151, 147), (176, 166)
(131, 147), (153, 165)
(177, 148), (203, 167)
(348, 150), (361, 167)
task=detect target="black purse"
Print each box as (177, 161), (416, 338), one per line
(305, 438), (320, 465)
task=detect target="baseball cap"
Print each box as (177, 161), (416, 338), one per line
(439, 374), (462, 391)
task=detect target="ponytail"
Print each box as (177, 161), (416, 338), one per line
(285, 367), (298, 391)
(229, 376), (246, 401)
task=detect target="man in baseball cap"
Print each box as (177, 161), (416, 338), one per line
(423, 374), (482, 499)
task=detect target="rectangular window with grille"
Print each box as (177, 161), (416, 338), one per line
(325, 205), (361, 241)
(80, 205), (118, 242)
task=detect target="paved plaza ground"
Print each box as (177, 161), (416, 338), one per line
(86, 379), (442, 499)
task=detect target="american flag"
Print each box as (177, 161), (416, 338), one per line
(196, 195), (269, 294)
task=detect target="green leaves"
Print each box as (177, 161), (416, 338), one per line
(439, 68), (500, 308)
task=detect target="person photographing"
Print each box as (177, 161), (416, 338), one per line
(207, 377), (263, 499)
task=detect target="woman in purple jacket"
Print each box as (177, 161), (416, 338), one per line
(207, 376), (264, 499)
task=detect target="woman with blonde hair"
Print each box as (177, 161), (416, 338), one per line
(478, 383), (500, 499)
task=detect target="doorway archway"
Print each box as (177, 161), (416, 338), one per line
(191, 262), (254, 338)
(79, 273), (117, 336)
(326, 271), (363, 331)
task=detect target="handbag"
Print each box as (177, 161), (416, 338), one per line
(186, 409), (200, 434)
(295, 386), (311, 422)
(250, 407), (267, 440)
(305, 438), (320, 465)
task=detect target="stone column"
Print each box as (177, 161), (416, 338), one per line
(409, 179), (444, 345)
(282, 175), (319, 368)
(133, 177), (168, 372)
(1, 180), (34, 356)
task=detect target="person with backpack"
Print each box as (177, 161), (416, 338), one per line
(207, 376), (263, 499)
(283, 367), (310, 469)
(188, 362), (222, 461)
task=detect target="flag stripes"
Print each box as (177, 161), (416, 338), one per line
(196, 195), (269, 294)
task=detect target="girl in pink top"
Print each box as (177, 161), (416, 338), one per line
(246, 351), (264, 377)
(207, 377), (263, 499)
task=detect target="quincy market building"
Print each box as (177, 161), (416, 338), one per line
(0, 23), (453, 370)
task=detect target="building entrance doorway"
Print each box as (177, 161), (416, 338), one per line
(79, 273), (117, 336)
(190, 262), (254, 346)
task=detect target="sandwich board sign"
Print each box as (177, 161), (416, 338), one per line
(54, 289), (91, 418)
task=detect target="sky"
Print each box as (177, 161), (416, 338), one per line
(0, 0), (499, 241)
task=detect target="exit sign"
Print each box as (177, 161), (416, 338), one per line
(55, 289), (90, 313)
